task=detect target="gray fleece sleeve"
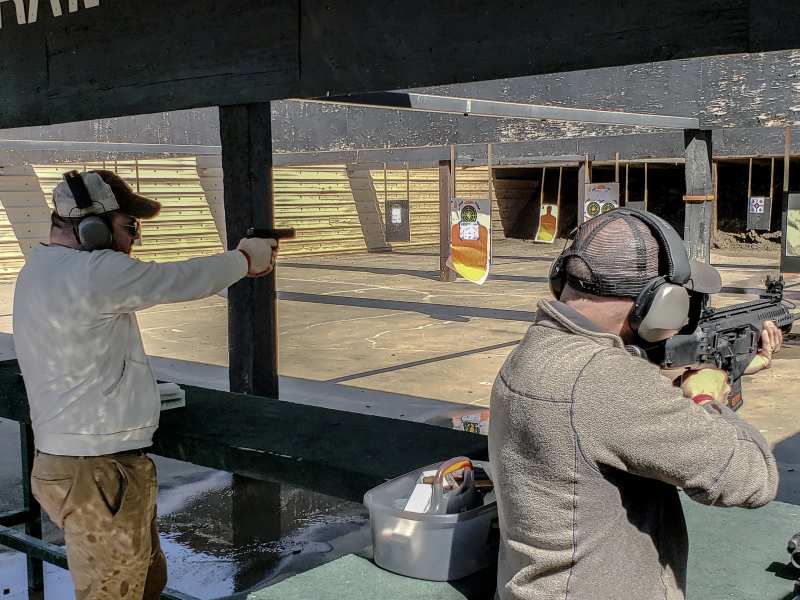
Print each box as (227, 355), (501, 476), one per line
(572, 348), (778, 508)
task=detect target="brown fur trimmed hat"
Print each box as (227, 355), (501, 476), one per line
(93, 170), (162, 219)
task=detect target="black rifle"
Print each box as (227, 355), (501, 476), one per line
(246, 227), (296, 240)
(660, 276), (798, 410)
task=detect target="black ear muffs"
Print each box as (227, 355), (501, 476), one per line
(548, 255), (566, 300)
(629, 277), (667, 328)
(78, 215), (113, 251)
(62, 170), (113, 251)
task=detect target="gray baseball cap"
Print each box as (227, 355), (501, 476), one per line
(561, 210), (722, 297)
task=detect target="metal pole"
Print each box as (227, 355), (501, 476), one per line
(644, 162), (649, 210)
(615, 152), (620, 183)
(748, 157), (753, 200)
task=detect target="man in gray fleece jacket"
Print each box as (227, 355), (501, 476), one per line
(489, 209), (781, 600)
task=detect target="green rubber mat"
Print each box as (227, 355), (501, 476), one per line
(249, 498), (800, 600)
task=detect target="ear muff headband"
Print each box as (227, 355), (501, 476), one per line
(611, 208), (691, 286)
(63, 170), (93, 210)
(548, 208), (693, 341)
(62, 171), (113, 251)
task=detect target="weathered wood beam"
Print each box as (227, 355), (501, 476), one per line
(439, 159), (456, 282)
(220, 103), (278, 398)
(4, 1), (800, 129)
(684, 130), (714, 262)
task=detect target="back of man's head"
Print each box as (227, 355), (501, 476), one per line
(561, 212), (662, 300)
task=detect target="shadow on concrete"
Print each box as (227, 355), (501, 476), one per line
(773, 433), (800, 506)
(282, 261), (552, 285)
(390, 250), (556, 263)
(713, 263), (780, 271)
(328, 339), (520, 384)
(277, 291), (536, 323)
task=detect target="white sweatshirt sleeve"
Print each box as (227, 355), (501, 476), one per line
(86, 249), (249, 314)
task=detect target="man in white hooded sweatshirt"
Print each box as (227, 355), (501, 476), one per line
(13, 169), (276, 600)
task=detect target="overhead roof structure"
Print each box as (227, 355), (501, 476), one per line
(2, 1), (800, 129)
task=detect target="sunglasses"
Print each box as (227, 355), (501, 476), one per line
(121, 220), (141, 238)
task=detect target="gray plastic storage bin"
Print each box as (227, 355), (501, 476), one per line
(363, 460), (498, 581)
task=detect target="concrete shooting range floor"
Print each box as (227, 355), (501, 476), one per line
(1, 238), (799, 598)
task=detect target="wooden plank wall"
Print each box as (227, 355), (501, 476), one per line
(370, 166), (439, 247)
(0, 157), (452, 282)
(0, 166), (46, 280)
(454, 166), (505, 240)
(200, 157), (442, 254)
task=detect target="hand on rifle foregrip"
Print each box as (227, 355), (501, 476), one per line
(744, 320), (783, 375)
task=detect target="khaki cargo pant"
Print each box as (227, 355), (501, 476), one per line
(31, 450), (168, 600)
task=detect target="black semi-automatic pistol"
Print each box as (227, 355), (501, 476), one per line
(246, 227), (296, 240)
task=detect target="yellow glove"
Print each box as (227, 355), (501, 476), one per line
(680, 368), (730, 405)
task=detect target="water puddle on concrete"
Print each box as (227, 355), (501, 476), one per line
(0, 458), (370, 599)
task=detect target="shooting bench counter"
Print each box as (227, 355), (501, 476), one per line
(0, 358), (797, 599)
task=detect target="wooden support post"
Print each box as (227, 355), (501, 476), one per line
(220, 103), (278, 398)
(487, 143), (494, 231)
(781, 128), (792, 273)
(711, 161), (719, 246)
(625, 163), (629, 204)
(439, 158), (456, 282)
(644, 162), (649, 210)
(747, 157), (753, 200)
(578, 159), (589, 224)
(451, 145), (456, 198)
(540, 167), (546, 205)
(20, 423), (43, 592)
(684, 129), (714, 262)
(784, 128), (792, 194)
(770, 157), (776, 202)
(585, 154), (592, 184)
(556, 166), (563, 237)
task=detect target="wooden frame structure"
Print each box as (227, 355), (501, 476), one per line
(2, 1), (800, 596)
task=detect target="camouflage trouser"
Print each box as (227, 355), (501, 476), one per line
(31, 450), (168, 600)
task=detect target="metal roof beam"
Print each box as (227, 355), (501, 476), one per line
(306, 92), (700, 130)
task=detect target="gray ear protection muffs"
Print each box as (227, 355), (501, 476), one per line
(549, 208), (692, 343)
(63, 171), (113, 251)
